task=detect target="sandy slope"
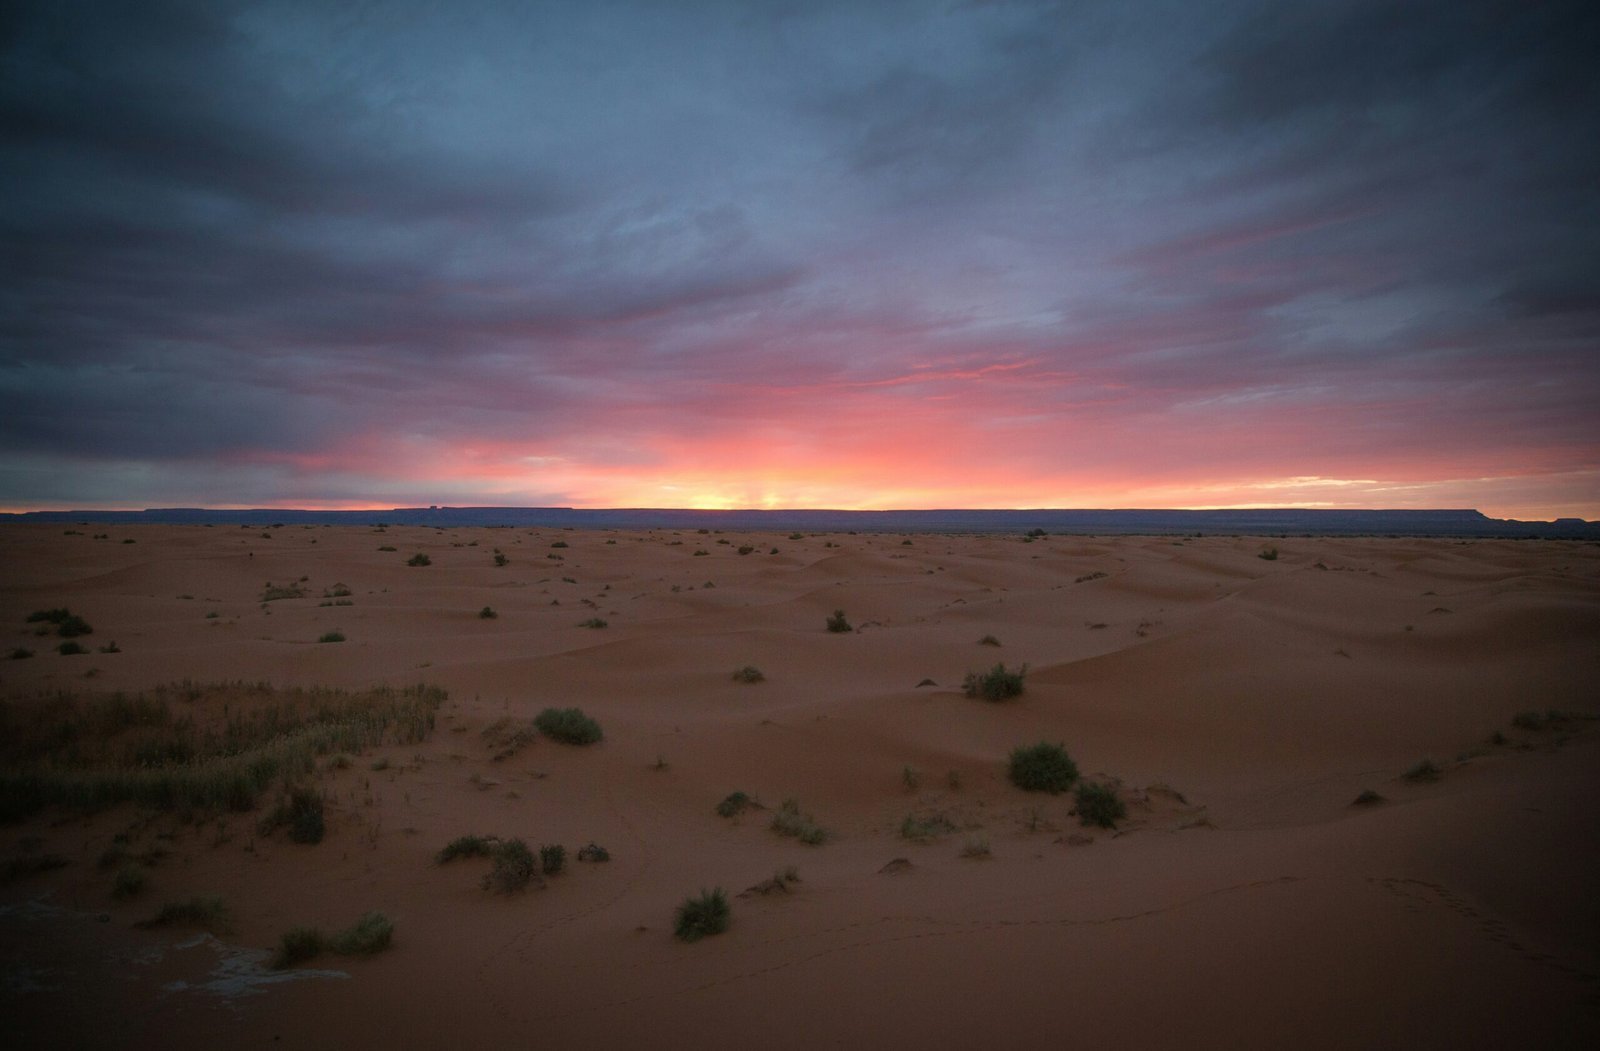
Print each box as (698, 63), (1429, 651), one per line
(1, 524), (1597, 1049)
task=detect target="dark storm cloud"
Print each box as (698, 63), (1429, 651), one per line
(1, 0), (1596, 510)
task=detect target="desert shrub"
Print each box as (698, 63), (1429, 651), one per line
(737, 546), (754, 555)
(731, 665), (765, 683)
(578, 617), (608, 629)
(493, 552), (510, 567)
(112, 863), (148, 898)
(535, 707), (603, 745)
(960, 836), (991, 858)
(1074, 781), (1126, 828)
(901, 765), (920, 790)
(1512, 710), (1545, 730)
(58, 641), (88, 656)
(484, 838), (538, 893)
(378, 545), (397, 552)
(674, 887), (730, 942)
(899, 812), (956, 841)
(437, 834), (497, 863)
(1, 853), (69, 882)
(260, 787), (325, 844)
(715, 791), (752, 818)
(1403, 759), (1441, 783)
(329, 911), (393, 955)
(274, 926), (324, 968)
(406, 553), (431, 566)
(978, 634), (1001, 647)
(577, 842), (610, 862)
(550, 540), (569, 548)
(9, 648), (33, 660)
(770, 799), (825, 844)
(317, 631), (345, 643)
(28, 608), (93, 637)
(260, 584), (303, 602)
(1351, 789), (1386, 807)
(1258, 547), (1279, 561)
(98, 641), (120, 653)
(539, 843), (566, 875)
(478, 606), (497, 619)
(140, 895), (229, 932)
(963, 663), (1027, 701)
(1008, 742), (1078, 794)
(825, 609), (852, 633)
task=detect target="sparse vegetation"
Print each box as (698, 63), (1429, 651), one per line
(731, 665), (765, 683)
(406, 553), (431, 566)
(317, 631), (345, 643)
(27, 608), (94, 637)
(259, 786), (326, 844)
(483, 838), (539, 893)
(260, 584), (304, 602)
(826, 609), (852, 633)
(1, 853), (69, 882)
(960, 836), (991, 858)
(716, 791), (753, 818)
(963, 663), (1027, 701)
(578, 617), (608, 629)
(899, 812), (956, 841)
(112, 863), (149, 898)
(1403, 758), (1441, 783)
(1008, 742), (1079, 794)
(1074, 781), (1126, 828)
(534, 706), (603, 745)
(0, 681), (444, 823)
(1351, 789), (1386, 807)
(770, 798), (826, 844)
(8, 648), (33, 660)
(577, 842), (610, 863)
(57, 640), (89, 656)
(478, 606), (498, 619)
(540, 843), (566, 875)
(978, 634), (1001, 646)
(437, 835), (497, 863)
(273, 911), (394, 968)
(1258, 546), (1279, 561)
(493, 552), (510, 567)
(674, 888), (730, 942)
(140, 895), (229, 933)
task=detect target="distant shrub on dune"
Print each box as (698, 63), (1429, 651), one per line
(771, 798), (826, 844)
(483, 838), (540, 893)
(259, 786), (325, 844)
(493, 551), (510, 566)
(1008, 742), (1078, 793)
(1402, 758), (1440, 783)
(978, 634), (1001, 647)
(478, 606), (498, 619)
(8, 647), (33, 660)
(540, 843), (566, 875)
(826, 609), (852, 633)
(407, 553), (431, 566)
(578, 617), (608, 629)
(535, 706), (603, 745)
(317, 631), (345, 643)
(674, 888), (730, 942)
(963, 663), (1027, 701)
(716, 791), (753, 817)
(1074, 781), (1126, 828)
(437, 835), (497, 863)
(1258, 546), (1279, 561)
(731, 665), (765, 683)
(57, 640), (88, 656)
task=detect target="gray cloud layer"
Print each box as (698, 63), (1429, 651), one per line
(3, 0), (1596, 506)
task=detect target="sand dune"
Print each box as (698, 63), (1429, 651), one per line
(2, 525), (1597, 1048)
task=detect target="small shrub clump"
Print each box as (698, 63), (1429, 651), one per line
(406, 553), (431, 566)
(317, 631), (345, 643)
(825, 609), (852, 633)
(770, 798), (826, 844)
(1074, 781), (1126, 828)
(478, 606), (498, 619)
(716, 791), (753, 818)
(112, 864), (149, 899)
(140, 896), (229, 933)
(963, 663), (1027, 701)
(674, 888), (731, 942)
(577, 842), (610, 863)
(58, 640), (89, 656)
(539, 843), (566, 875)
(437, 835), (497, 863)
(731, 665), (765, 683)
(260, 787), (326, 844)
(578, 617), (608, 629)
(1403, 758), (1441, 783)
(1008, 742), (1078, 794)
(534, 707), (603, 745)
(899, 812), (957, 842)
(483, 839), (540, 893)
(1258, 547), (1279, 561)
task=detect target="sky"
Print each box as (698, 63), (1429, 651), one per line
(3, 1), (1597, 519)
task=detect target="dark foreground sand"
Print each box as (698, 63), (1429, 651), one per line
(2, 524), (1597, 1049)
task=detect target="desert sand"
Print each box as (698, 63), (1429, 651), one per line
(2, 523), (1597, 1049)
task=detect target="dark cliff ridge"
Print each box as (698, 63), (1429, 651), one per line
(4, 506), (1597, 538)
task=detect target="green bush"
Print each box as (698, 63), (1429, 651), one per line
(484, 839), (538, 893)
(1007, 742), (1078, 793)
(406, 553), (431, 566)
(1074, 781), (1126, 828)
(963, 663), (1027, 701)
(715, 791), (752, 818)
(674, 888), (730, 942)
(493, 552), (510, 567)
(437, 834), (496, 863)
(273, 926), (324, 968)
(825, 609), (852, 633)
(260, 787), (325, 844)
(770, 798), (825, 844)
(329, 911), (393, 955)
(140, 895), (229, 932)
(539, 843), (566, 875)
(535, 707), (603, 745)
